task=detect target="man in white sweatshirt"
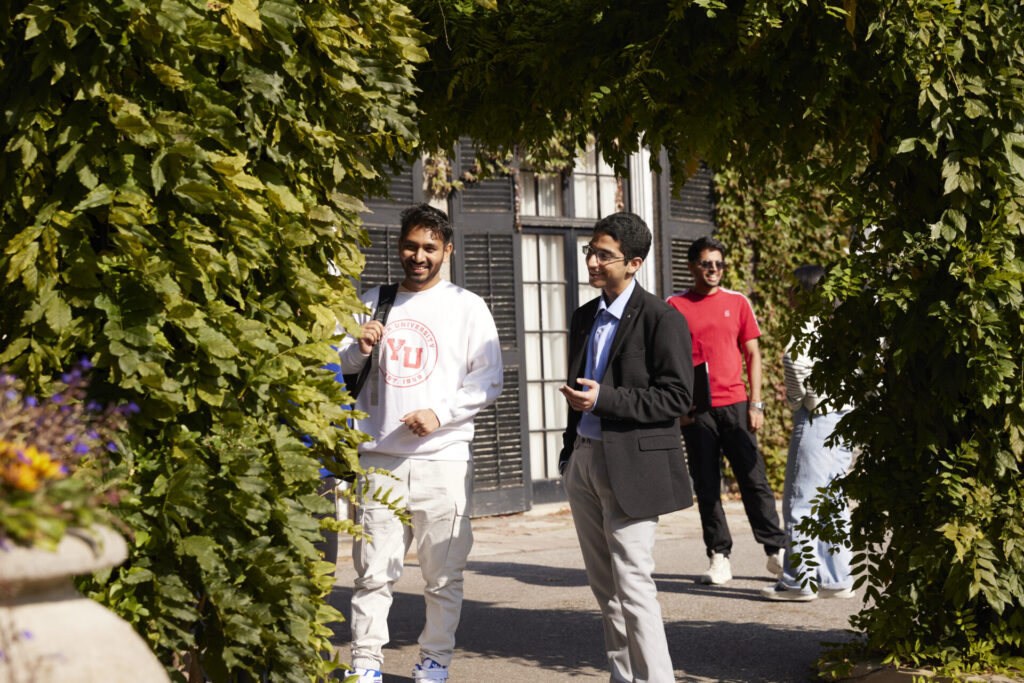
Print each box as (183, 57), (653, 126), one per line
(337, 204), (503, 683)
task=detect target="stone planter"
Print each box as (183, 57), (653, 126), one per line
(0, 526), (169, 682)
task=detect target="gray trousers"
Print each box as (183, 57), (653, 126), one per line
(564, 437), (675, 683)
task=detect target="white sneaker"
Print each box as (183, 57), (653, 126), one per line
(413, 658), (449, 681)
(766, 548), (785, 578)
(341, 667), (382, 683)
(699, 552), (732, 584)
(760, 581), (817, 602)
(821, 586), (856, 599)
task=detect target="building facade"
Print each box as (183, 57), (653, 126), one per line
(358, 140), (715, 515)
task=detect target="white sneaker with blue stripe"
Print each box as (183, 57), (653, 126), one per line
(412, 658), (449, 681)
(342, 667), (382, 683)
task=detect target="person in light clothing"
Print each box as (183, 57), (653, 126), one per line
(337, 204), (503, 682)
(761, 265), (856, 602)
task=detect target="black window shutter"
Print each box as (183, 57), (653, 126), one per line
(657, 153), (716, 297)
(451, 139), (531, 514)
(360, 227), (403, 292)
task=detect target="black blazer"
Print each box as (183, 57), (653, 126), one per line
(559, 283), (694, 519)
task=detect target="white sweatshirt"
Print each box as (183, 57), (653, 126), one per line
(338, 280), (504, 461)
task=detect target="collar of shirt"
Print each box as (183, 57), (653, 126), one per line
(596, 277), (636, 322)
(577, 278), (636, 441)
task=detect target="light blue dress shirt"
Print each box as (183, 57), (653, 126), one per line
(576, 278), (636, 440)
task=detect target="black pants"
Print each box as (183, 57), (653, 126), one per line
(681, 401), (785, 558)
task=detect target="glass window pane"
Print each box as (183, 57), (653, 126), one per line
(521, 234), (538, 281)
(527, 382), (544, 430)
(546, 431), (563, 478)
(599, 176), (618, 218)
(521, 171), (537, 216)
(537, 175), (561, 217)
(523, 283), (540, 330)
(579, 284), (595, 307)
(574, 174), (598, 218)
(574, 144), (594, 173)
(598, 151), (615, 176)
(530, 432), (546, 481)
(540, 283), (566, 330)
(538, 234), (564, 281)
(525, 332), (542, 379)
(542, 332), (567, 379)
(545, 381), (567, 429)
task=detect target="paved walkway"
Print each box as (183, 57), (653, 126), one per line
(328, 500), (861, 682)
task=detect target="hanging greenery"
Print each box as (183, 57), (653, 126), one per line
(0, 0), (423, 679)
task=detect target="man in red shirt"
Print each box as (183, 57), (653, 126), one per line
(666, 236), (786, 585)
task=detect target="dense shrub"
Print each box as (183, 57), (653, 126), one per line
(0, 0), (424, 679)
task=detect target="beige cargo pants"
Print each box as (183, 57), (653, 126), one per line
(349, 454), (474, 671)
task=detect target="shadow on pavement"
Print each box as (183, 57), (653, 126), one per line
(465, 559), (592, 587)
(327, 583), (855, 682)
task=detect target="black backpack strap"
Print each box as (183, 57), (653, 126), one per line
(365, 283), (398, 405)
(345, 283), (399, 402)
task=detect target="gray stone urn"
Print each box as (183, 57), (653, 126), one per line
(0, 526), (169, 682)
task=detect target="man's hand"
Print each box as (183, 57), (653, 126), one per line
(400, 409), (440, 437)
(559, 378), (599, 412)
(358, 320), (385, 355)
(748, 405), (764, 432)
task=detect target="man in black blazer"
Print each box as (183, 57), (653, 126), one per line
(559, 212), (694, 683)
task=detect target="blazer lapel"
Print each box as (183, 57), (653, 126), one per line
(603, 283), (645, 366)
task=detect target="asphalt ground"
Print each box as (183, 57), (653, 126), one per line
(327, 500), (862, 682)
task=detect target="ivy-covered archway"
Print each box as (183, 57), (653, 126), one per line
(408, 0), (1024, 675)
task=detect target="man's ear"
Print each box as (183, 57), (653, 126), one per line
(626, 257), (643, 275)
(444, 242), (454, 260)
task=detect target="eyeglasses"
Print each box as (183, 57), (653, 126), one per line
(582, 245), (627, 265)
(698, 260), (727, 272)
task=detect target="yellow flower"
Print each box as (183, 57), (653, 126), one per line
(0, 440), (65, 491)
(3, 461), (41, 491)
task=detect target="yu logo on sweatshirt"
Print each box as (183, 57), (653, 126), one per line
(380, 319), (438, 387)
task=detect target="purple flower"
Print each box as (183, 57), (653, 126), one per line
(78, 358), (93, 371)
(127, 402), (140, 414)
(73, 443), (90, 455)
(19, 630), (32, 640)
(87, 430), (100, 439)
(106, 441), (118, 452)
(65, 434), (76, 442)
(4, 390), (16, 401)
(86, 402), (101, 412)
(25, 396), (38, 407)
(61, 373), (73, 383)
(58, 464), (69, 475)
(52, 394), (64, 403)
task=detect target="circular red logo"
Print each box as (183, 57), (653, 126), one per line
(380, 319), (438, 387)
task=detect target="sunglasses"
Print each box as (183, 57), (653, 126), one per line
(698, 260), (727, 272)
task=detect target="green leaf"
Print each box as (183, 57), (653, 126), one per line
(266, 183), (304, 213)
(180, 535), (222, 573)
